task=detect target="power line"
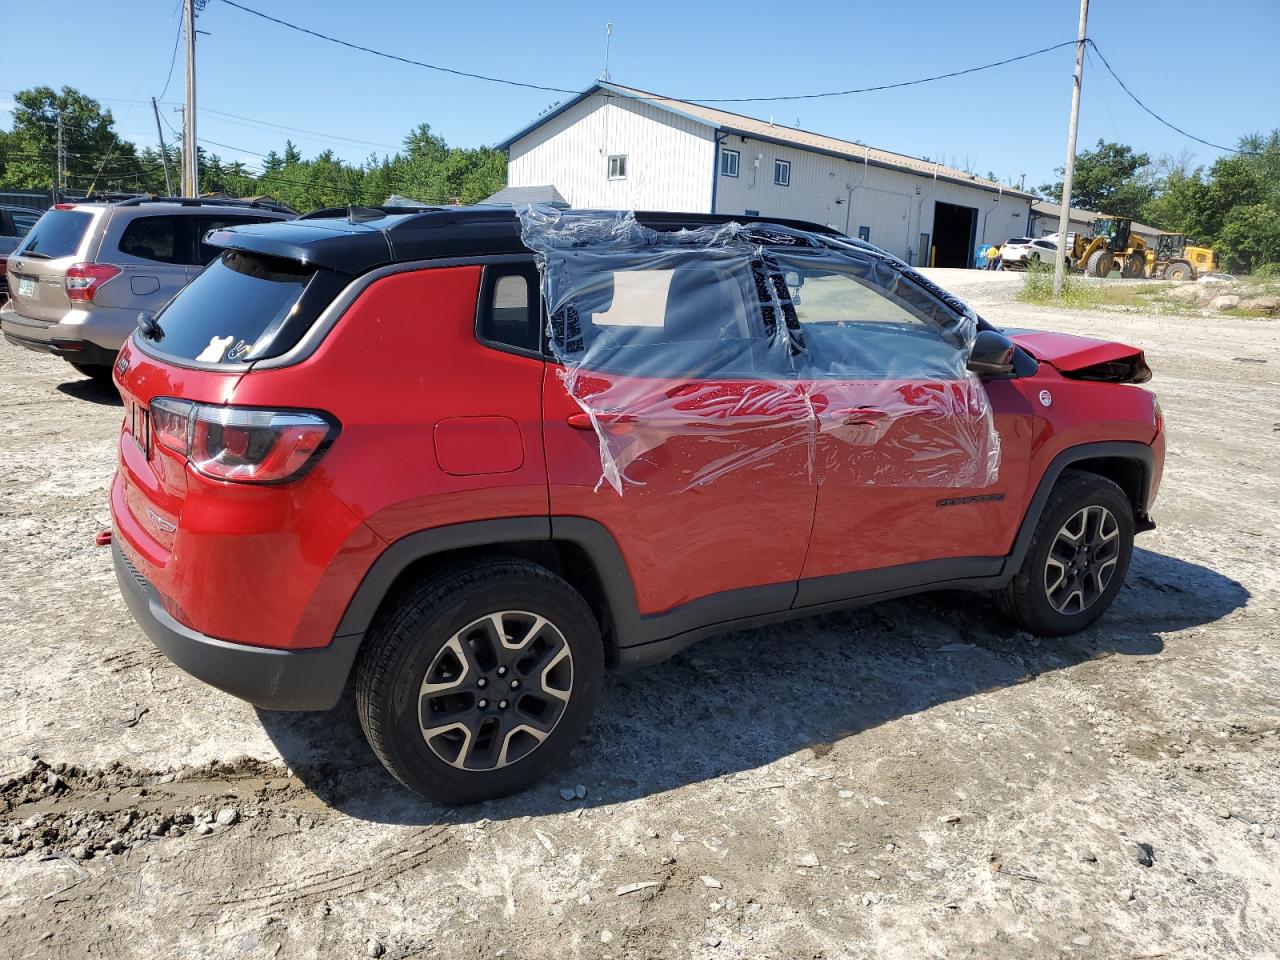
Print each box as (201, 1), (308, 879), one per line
(217, 0), (579, 95)
(157, 13), (184, 102)
(1086, 39), (1256, 156)
(689, 40), (1082, 102)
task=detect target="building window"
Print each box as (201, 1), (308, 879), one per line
(720, 149), (740, 178)
(608, 155), (628, 180)
(858, 226), (871, 242)
(745, 209), (760, 217)
(773, 159), (790, 187)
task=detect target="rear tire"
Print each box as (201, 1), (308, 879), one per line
(1121, 256), (1146, 278)
(1086, 250), (1113, 278)
(997, 471), (1135, 636)
(1164, 261), (1193, 281)
(355, 557), (603, 804)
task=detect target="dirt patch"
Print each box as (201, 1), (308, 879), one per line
(1, 278), (1278, 959)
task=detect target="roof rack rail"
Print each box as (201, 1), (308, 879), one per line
(112, 195), (297, 215)
(298, 204), (443, 221)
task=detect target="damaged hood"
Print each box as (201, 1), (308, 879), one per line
(1006, 330), (1151, 383)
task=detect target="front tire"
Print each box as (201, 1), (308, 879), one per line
(356, 557), (603, 804)
(1086, 250), (1113, 278)
(1164, 261), (1192, 281)
(997, 471), (1135, 636)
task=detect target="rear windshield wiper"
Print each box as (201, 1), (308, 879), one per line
(137, 310), (164, 342)
(17, 251), (51, 260)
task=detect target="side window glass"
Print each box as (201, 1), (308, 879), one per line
(195, 216), (269, 265)
(549, 254), (774, 377)
(12, 211), (41, 236)
(478, 265), (541, 354)
(778, 257), (966, 379)
(118, 216), (182, 264)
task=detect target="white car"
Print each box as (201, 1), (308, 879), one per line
(1001, 236), (1065, 269)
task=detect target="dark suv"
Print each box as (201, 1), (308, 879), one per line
(109, 206), (1164, 803)
(0, 204), (42, 302)
(1, 196), (295, 379)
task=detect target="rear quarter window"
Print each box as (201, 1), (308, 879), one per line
(145, 250), (324, 363)
(16, 209), (93, 259)
(118, 215), (184, 264)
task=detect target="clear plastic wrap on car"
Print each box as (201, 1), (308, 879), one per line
(518, 205), (1000, 494)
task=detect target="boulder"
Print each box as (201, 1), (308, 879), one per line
(1238, 295), (1280, 315)
(1208, 294), (1242, 311)
(1166, 284), (1202, 302)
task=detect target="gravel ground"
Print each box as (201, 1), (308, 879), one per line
(1, 270), (1277, 959)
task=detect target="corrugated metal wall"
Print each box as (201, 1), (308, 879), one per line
(713, 135), (1031, 265)
(505, 95), (1033, 265)
(507, 94), (715, 212)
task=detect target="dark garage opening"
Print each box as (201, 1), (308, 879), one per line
(932, 201), (978, 268)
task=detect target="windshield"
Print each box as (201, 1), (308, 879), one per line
(15, 209), (93, 259)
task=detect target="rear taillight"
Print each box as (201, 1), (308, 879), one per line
(65, 263), (122, 303)
(149, 398), (338, 484)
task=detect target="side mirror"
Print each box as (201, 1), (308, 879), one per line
(967, 329), (1016, 378)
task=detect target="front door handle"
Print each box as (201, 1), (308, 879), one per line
(833, 406), (887, 426)
(567, 411), (637, 430)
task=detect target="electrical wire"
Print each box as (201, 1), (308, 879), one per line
(157, 12), (184, 102)
(1085, 39), (1255, 156)
(217, 0), (580, 95)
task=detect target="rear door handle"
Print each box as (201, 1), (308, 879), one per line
(566, 412), (594, 430)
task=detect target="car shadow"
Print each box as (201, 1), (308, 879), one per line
(257, 546), (1248, 826)
(56, 375), (122, 406)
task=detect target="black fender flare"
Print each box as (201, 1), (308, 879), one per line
(999, 440), (1155, 578)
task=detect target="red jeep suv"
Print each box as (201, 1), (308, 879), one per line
(110, 206), (1164, 803)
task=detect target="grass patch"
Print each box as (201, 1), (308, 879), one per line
(1017, 262), (1102, 308)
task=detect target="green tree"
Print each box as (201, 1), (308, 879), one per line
(0, 85), (143, 196)
(1039, 140), (1156, 220)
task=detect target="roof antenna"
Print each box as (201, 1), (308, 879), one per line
(598, 22), (613, 82)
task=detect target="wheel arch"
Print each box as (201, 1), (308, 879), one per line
(334, 517), (643, 667)
(1003, 441), (1155, 577)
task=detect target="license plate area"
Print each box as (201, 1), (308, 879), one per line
(16, 276), (35, 298)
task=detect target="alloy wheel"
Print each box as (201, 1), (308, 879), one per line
(418, 611), (573, 771)
(1043, 504), (1121, 615)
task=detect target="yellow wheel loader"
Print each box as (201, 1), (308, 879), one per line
(1152, 234), (1218, 281)
(1070, 217), (1150, 278)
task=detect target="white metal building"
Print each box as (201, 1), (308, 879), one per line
(497, 83), (1036, 268)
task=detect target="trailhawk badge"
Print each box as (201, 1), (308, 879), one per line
(1038, 389), (1053, 408)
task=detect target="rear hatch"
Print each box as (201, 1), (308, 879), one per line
(116, 237), (358, 557)
(6, 207), (102, 322)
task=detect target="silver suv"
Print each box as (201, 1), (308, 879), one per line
(1, 197), (295, 379)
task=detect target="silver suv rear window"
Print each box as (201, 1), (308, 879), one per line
(15, 210), (92, 259)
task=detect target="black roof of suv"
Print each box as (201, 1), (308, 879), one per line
(207, 206), (844, 275)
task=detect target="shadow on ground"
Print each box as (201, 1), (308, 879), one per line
(259, 546), (1248, 826)
(56, 375), (122, 407)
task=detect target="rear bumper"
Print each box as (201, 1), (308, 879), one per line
(113, 539), (362, 711)
(1, 299), (132, 362)
(3, 328), (119, 366)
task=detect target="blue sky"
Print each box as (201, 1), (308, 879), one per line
(3, 0), (1275, 188)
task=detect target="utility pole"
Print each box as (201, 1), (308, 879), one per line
(182, 0), (199, 197)
(1053, 0), (1088, 296)
(55, 112), (64, 200)
(152, 98), (173, 196)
